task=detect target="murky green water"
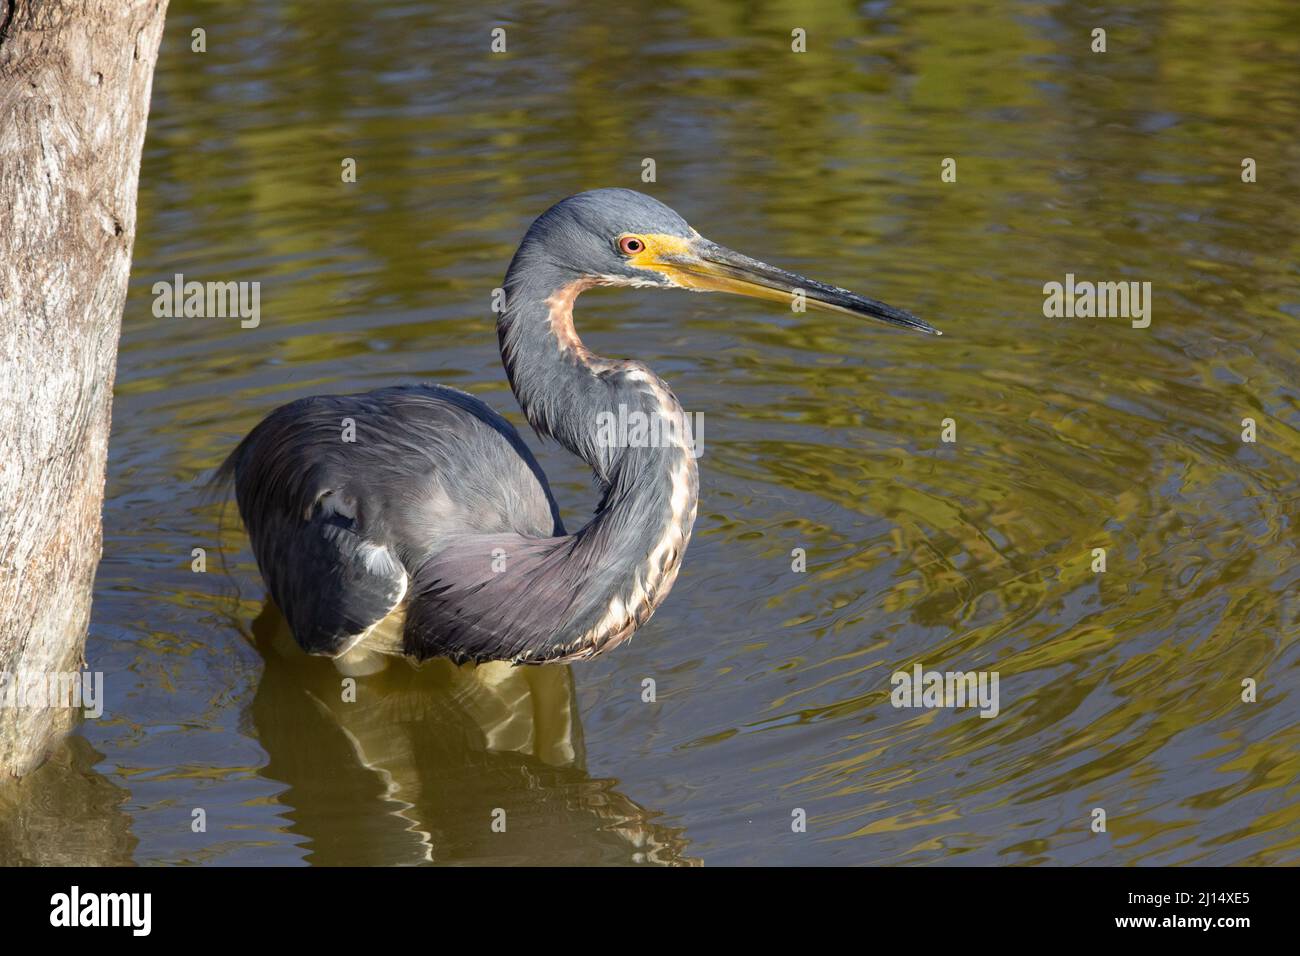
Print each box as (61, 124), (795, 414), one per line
(4, 0), (1298, 865)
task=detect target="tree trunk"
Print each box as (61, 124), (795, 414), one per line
(0, 0), (168, 776)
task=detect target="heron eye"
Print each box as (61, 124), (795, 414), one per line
(618, 236), (645, 255)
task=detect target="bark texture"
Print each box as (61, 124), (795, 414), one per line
(0, 0), (168, 776)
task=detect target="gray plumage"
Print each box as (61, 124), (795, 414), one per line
(216, 384), (567, 660)
(214, 188), (932, 666)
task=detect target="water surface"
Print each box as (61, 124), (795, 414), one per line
(4, 0), (1298, 866)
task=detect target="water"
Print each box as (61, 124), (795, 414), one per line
(3, 0), (1298, 866)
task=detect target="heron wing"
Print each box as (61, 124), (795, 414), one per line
(214, 384), (565, 657)
(402, 531), (638, 665)
(401, 534), (567, 664)
(253, 502), (408, 656)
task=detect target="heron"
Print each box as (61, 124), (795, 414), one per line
(216, 188), (938, 672)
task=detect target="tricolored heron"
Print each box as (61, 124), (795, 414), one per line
(216, 188), (938, 669)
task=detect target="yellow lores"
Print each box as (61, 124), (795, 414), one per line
(618, 231), (942, 331)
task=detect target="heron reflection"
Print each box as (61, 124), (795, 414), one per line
(248, 601), (695, 865)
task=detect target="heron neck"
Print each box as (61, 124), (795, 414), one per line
(495, 262), (700, 656)
(497, 263), (624, 480)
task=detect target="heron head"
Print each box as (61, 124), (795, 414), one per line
(521, 188), (939, 335)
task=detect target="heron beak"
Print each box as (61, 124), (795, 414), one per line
(632, 234), (940, 335)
